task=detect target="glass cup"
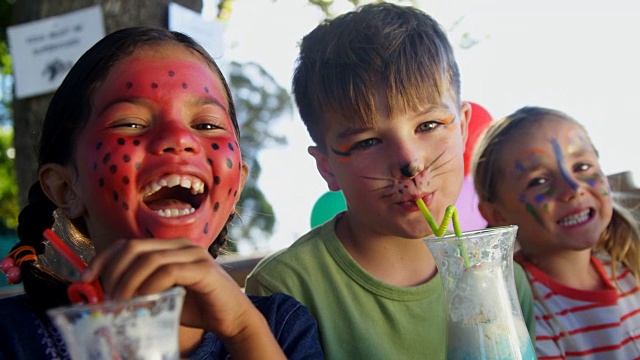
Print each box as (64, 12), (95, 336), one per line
(47, 286), (186, 360)
(425, 225), (536, 360)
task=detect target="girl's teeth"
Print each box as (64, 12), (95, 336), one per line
(558, 209), (590, 227)
(166, 174), (181, 187)
(142, 175), (206, 197)
(154, 208), (196, 218)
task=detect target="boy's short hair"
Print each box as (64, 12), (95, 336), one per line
(292, 2), (461, 149)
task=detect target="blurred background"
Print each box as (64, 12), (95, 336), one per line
(1, 0), (639, 290)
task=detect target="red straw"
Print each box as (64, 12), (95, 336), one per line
(43, 229), (88, 272)
(42, 229), (104, 304)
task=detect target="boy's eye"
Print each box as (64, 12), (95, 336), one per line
(526, 177), (547, 188)
(351, 138), (379, 151)
(418, 122), (439, 132)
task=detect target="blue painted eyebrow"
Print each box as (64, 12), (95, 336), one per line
(551, 138), (578, 191)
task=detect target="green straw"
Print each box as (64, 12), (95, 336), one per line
(416, 199), (470, 268)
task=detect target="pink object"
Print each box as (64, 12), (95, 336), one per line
(454, 175), (487, 231)
(6, 266), (21, 284)
(454, 101), (492, 231)
(0, 257), (15, 273)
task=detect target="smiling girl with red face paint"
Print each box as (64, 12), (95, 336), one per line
(473, 106), (640, 359)
(74, 47), (243, 252)
(0, 27), (323, 360)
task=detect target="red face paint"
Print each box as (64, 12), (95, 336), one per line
(73, 46), (243, 251)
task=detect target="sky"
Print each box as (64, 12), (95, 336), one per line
(202, 0), (640, 253)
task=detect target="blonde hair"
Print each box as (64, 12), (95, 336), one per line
(472, 106), (640, 284)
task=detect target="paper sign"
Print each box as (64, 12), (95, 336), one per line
(7, 6), (105, 99)
(168, 2), (225, 59)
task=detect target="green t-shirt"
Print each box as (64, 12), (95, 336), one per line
(245, 217), (535, 359)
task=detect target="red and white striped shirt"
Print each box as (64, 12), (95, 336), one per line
(516, 252), (640, 360)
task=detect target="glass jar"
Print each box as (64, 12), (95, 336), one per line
(425, 225), (535, 360)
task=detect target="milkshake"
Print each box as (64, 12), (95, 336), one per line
(425, 225), (536, 360)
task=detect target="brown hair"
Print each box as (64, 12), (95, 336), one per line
(292, 2), (461, 150)
(473, 106), (640, 283)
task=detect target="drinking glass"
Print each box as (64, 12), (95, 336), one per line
(47, 286), (185, 360)
(425, 226), (536, 360)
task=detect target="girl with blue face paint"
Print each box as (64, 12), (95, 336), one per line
(473, 106), (640, 359)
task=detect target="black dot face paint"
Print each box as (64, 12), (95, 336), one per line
(76, 56), (245, 249)
(91, 129), (142, 218)
(102, 153), (111, 165)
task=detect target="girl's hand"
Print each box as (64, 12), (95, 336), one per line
(81, 238), (285, 359)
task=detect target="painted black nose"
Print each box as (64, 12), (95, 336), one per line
(401, 164), (416, 178)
